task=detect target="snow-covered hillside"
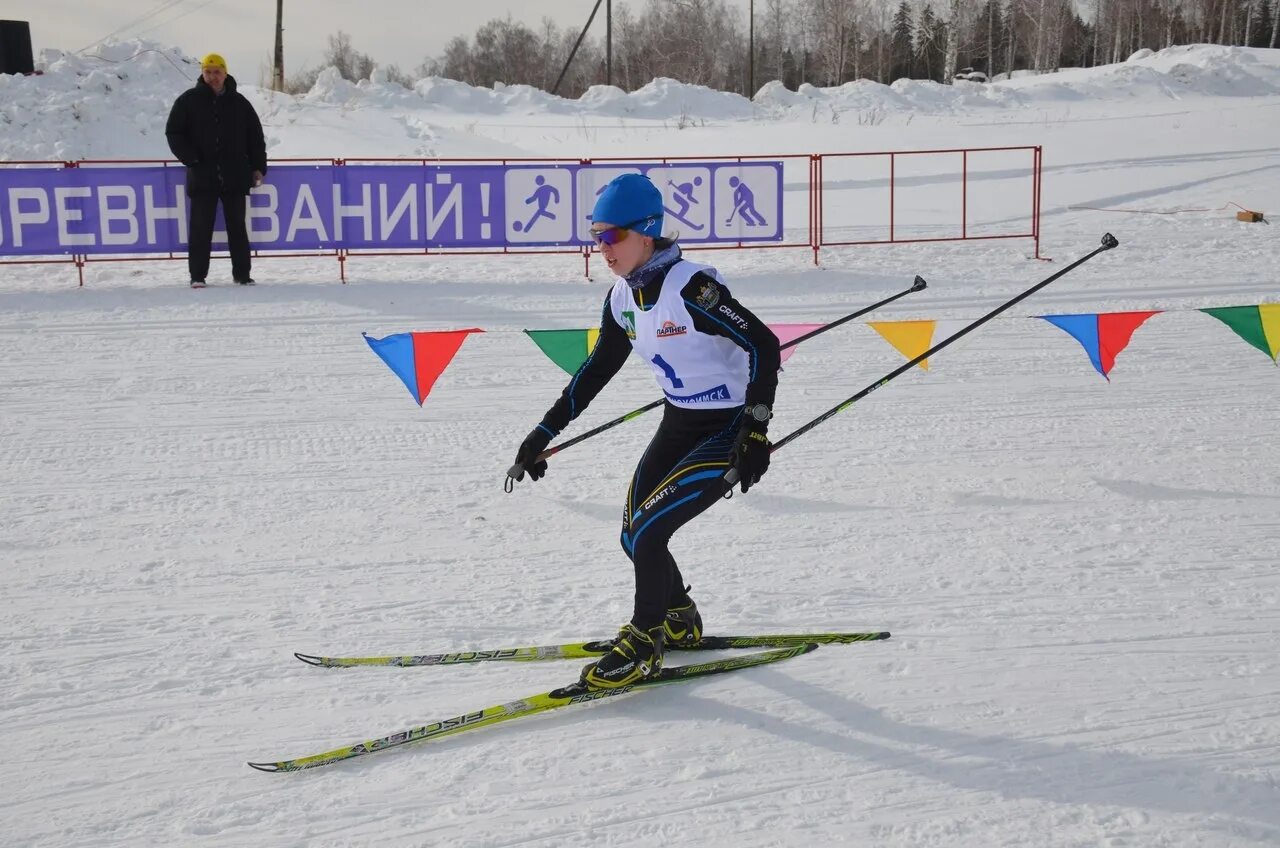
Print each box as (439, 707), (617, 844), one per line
(4, 40), (1280, 161)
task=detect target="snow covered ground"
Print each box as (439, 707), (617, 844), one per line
(2, 43), (1278, 847)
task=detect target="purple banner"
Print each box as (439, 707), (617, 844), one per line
(0, 162), (783, 257)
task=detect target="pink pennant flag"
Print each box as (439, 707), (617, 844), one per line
(769, 323), (825, 365)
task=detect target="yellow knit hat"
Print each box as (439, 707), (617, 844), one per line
(200, 53), (227, 71)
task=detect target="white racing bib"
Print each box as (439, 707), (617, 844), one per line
(609, 260), (750, 409)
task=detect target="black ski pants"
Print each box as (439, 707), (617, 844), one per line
(621, 402), (743, 629)
(187, 190), (250, 282)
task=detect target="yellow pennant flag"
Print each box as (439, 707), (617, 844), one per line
(868, 320), (937, 370)
(1260, 303), (1280, 361)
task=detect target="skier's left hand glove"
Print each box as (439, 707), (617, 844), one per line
(729, 420), (771, 494)
(513, 426), (553, 482)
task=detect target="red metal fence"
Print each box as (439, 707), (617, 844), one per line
(0, 147), (1041, 286)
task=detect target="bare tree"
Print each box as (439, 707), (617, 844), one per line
(406, 0), (1267, 96)
(943, 0), (982, 81)
(323, 31), (375, 82)
(762, 0), (793, 85)
(916, 4), (946, 80)
(799, 0), (860, 85)
(860, 0), (895, 82)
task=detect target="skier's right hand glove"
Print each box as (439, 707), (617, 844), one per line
(513, 426), (554, 482)
(729, 420), (771, 494)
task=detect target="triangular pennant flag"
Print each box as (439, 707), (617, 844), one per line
(530, 323), (825, 374)
(1041, 313), (1104, 376)
(768, 323), (825, 365)
(1098, 311), (1160, 376)
(364, 329), (484, 405)
(363, 333), (418, 401)
(1262, 304), (1280, 362)
(1040, 312), (1158, 380)
(525, 328), (600, 375)
(1202, 305), (1280, 363)
(867, 320), (937, 370)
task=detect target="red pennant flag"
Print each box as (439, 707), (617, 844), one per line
(1040, 311), (1160, 380)
(1098, 312), (1160, 377)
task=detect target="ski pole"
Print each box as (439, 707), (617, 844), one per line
(725, 233), (1120, 488)
(505, 275), (927, 487)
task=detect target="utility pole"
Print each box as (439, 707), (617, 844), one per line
(606, 0), (612, 87)
(748, 0), (755, 97)
(553, 0), (605, 96)
(272, 0), (284, 92)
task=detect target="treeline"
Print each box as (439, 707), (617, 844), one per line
(286, 0), (1280, 97)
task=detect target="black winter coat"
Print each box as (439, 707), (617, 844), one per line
(165, 75), (267, 196)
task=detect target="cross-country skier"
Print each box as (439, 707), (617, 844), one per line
(510, 173), (781, 689)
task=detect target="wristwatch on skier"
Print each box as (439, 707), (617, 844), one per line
(744, 403), (772, 423)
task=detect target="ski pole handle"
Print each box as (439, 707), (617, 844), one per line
(757, 233), (1120, 469)
(723, 441), (777, 491)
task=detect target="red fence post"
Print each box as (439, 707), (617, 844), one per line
(1034, 146), (1044, 260)
(889, 152), (896, 244)
(810, 154), (818, 266)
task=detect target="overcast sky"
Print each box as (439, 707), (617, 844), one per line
(10, 0), (755, 84)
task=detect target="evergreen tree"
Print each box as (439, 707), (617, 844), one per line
(1000, 0), (1020, 79)
(1061, 12), (1092, 67)
(1252, 0), (1275, 46)
(891, 1), (915, 81)
(916, 4), (946, 81)
(970, 0), (1005, 76)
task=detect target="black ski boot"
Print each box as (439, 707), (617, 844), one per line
(581, 623), (665, 689)
(664, 598), (703, 646)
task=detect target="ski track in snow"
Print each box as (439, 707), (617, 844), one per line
(2, 43), (1279, 848)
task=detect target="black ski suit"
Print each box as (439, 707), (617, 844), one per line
(536, 260), (781, 628)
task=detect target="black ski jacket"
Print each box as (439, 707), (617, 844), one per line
(165, 75), (267, 196)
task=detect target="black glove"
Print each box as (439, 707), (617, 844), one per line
(513, 426), (553, 482)
(730, 420), (771, 493)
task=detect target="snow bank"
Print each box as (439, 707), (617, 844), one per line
(4, 41), (1279, 162)
(0, 39), (196, 160)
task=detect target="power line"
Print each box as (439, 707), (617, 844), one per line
(135, 0), (220, 37)
(76, 0), (189, 53)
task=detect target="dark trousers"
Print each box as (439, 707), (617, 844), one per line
(187, 191), (250, 282)
(621, 403), (743, 629)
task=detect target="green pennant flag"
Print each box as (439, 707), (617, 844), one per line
(525, 328), (602, 375)
(1201, 305), (1280, 363)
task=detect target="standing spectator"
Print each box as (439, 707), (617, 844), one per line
(165, 53), (267, 288)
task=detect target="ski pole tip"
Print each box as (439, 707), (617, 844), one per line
(911, 275), (927, 291)
(1101, 233), (1119, 249)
